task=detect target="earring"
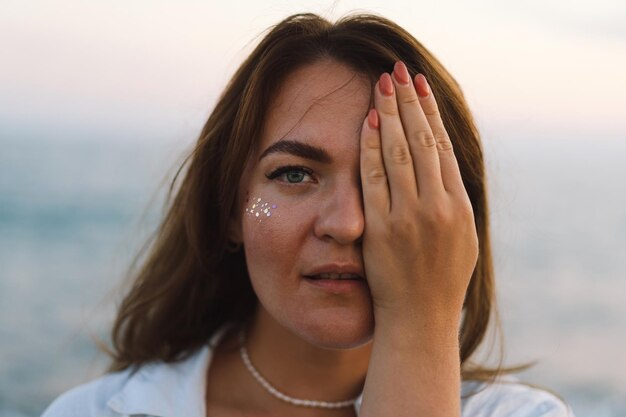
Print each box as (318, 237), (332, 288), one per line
(226, 239), (242, 252)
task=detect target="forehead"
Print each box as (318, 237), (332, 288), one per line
(258, 59), (372, 152)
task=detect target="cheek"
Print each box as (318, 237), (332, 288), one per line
(241, 195), (302, 278)
(243, 196), (278, 220)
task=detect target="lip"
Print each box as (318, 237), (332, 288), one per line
(304, 263), (365, 279)
(303, 276), (368, 294)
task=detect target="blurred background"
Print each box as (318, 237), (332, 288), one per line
(1, 1), (624, 416)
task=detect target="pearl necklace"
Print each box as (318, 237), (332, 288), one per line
(238, 329), (359, 409)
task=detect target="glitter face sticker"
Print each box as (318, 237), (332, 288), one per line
(244, 197), (277, 222)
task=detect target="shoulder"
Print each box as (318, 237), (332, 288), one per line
(40, 369), (133, 417)
(461, 377), (575, 417)
(40, 325), (232, 417)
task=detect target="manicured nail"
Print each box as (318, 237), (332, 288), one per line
(393, 61), (410, 85)
(414, 73), (429, 98)
(379, 73), (394, 96)
(367, 108), (379, 129)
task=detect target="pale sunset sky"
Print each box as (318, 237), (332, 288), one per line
(1, 0), (624, 143)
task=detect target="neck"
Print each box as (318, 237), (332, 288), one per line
(244, 306), (372, 405)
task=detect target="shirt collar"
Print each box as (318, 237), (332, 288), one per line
(106, 323), (365, 417)
(106, 324), (234, 417)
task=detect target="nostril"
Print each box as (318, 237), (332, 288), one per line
(312, 192), (366, 245)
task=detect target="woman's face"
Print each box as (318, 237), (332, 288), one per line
(231, 59), (374, 349)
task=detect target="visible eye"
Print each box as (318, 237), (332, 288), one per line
(265, 165), (315, 185)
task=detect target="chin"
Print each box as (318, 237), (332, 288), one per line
(253, 288), (376, 350)
(293, 310), (375, 350)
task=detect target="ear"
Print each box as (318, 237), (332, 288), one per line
(228, 175), (249, 245)
(227, 207), (243, 244)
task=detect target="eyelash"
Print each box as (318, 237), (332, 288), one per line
(265, 165), (316, 185)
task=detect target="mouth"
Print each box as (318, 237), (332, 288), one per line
(304, 273), (365, 281)
(302, 273), (368, 294)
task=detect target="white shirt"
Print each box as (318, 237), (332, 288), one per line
(41, 324), (575, 417)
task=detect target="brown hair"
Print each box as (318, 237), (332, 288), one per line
(106, 12), (526, 383)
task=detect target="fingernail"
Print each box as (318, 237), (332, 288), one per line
(379, 73), (394, 96)
(393, 61), (410, 85)
(414, 73), (429, 98)
(367, 108), (379, 129)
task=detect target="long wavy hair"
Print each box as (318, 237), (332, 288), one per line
(106, 12), (525, 383)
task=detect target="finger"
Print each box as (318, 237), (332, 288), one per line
(360, 108), (390, 216)
(391, 61), (444, 198)
(413, 73), (466, 195)
(374, 73), (419, 209)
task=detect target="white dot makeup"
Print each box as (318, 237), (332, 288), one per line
(244, 196), (277, 222)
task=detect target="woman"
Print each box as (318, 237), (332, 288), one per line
(42, 12), (574, 417)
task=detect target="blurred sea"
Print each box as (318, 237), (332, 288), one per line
(0, 134), (625, 417)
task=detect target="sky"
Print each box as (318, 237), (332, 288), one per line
(1, 0), (625, 144)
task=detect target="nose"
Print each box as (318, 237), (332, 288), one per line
(313, 181), (364, 246)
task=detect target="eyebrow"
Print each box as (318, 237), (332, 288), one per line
(258, 139), (333, 164)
